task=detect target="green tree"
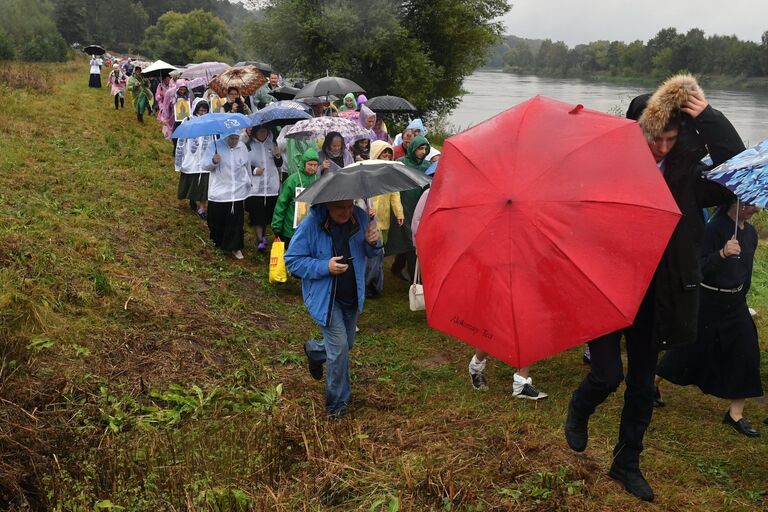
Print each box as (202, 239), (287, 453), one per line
(53, 0), (88, 44)
(247, 0), (509, 116)
(503, 44), (534, 72)
(0, 29), (15, 60)
(1, 0), (70, 61)
(142, 9), (236, 65)
(20, 32), (70, 62)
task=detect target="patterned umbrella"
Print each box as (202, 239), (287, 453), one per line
(209, 65), (267, 98)
(179, 62), (231, 81)
(250, 101), (312, 127)
(704, 138), (768, 207)
(282, 117), (372, 145)
(338, 110), (360, 121)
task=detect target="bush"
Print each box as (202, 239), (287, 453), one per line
(0, 29), (14, 60)
(20, 32), (69, 62)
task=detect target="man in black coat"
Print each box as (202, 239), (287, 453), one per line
(564, 74), (745, 502)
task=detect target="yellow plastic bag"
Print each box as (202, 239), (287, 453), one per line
(269, 239), (288, 283)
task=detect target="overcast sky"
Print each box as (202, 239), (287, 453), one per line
(501, 0), (766, 46)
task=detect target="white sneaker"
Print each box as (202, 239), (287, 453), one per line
(232, 250), (244, 260)
(512, 374), (548, 400)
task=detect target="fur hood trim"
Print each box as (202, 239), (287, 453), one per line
(639, 74), (704, 141)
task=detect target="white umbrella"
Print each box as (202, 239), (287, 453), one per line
(142, 60), (177, 75)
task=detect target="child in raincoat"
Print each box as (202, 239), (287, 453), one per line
(271, 148), (321, 248)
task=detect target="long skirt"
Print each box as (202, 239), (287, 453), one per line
(89, 73), (102, 88)
(657, 288), (763, 399)
(177, 173), (209, 202)
(245, 195), (278, 227)
(207, 200), (244, 252)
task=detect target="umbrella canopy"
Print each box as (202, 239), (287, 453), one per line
(179, 62), (231, 81)
(365, 95), (418, 114)
(296, 160), (431, 204)
(83, 45), (105, 56)
(235, 61), (273, 75)
(209, 65), (267, 97)
(269, 86), (300, 101)
(704, 138), (768, 207)
(282, 117), (372, 145)
(171, 113), (250, 139)
(294, 76), (365, 99)
(296, 95), (338, 106)
(338, 110), (360, 121)
(142, 60), (177, 75)
(416, 96), (681, 368)
(250, 101), (312, 127)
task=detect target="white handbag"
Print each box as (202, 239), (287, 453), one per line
(409, 260), (425, 312)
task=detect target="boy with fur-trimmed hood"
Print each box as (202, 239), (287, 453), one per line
(565, 74), (745, 503)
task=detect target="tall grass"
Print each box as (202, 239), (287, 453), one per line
(1, 62), (766, 511)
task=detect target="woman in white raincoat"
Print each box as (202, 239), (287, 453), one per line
(244, 125), (283, 251)
(201, 129), (252, 259)
(175, 98), (213, 220)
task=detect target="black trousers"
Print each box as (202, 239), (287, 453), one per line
(207, 200), (244, 252)
(391, 250), (416, 282)
(570, 289), (658, 470)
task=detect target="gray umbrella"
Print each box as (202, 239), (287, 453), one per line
(294, 76), (365, 99)
(365, 95), (418, 114)
(295, 160), (431, 205)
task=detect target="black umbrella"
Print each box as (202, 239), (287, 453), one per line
(366, 95), (418, 114)
(235, 61), (274, 76)
(83, 45), (105, 56)
(269, 86), (300, 101)
(295, 160), (431, 204)
(294, 76), (365, 100)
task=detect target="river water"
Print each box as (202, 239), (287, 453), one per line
(448, 70), (768, 145)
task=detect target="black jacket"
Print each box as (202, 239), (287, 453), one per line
(634, 104), (744, 349)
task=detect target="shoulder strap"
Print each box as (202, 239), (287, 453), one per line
(413, 259), (420, 285)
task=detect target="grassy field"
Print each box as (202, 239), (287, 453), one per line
(1, 61), (767, 511)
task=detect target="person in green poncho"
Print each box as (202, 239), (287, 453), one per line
(271, 147), (321, 247)
(339, 93), (357, 112)
(385, 135), (431, 282)
(127, 66), (154, 123)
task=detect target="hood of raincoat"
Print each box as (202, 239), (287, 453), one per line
(175, 78), (190, 97)
(400, 135), (431, 172)
(301, 147), (320, 174)
(342, 93), (358, 110)
(370, 140), (393, 160)
(406, 118), (427, 137)
(191, 98), (209, 116)
(358, 105), (376, 129)
(426, 147), (441, 161)
(357, 94), (368, 106)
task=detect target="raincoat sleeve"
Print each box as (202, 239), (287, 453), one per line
(284, 222), (332, 280)
(390, 192), (404, 220)
(201, 141), (218, 172)
(271, 176), (295, 236)
(694, 106), (745, 167)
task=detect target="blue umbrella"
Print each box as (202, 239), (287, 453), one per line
(425, 160), (438, 176)
(171, 113), (250, 139)
(705, 138), (768, 208)
(250, 101), (312, 127)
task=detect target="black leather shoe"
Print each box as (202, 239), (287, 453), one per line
(608, 465), (654, 502)
(722, 412), (760, 437)
(653, 385), (665, 408)
(303, 342), (323, 381)
(564, 400), (588, 452)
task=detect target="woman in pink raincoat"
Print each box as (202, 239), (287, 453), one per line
(107, 64), (126, 110)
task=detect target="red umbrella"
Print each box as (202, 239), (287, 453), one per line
(415, 96), (681, 368)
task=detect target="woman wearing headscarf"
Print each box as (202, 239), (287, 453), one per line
(88, 55), (102, 88)
(386, 135), (431, 282)
(154, 75), (175, 120)
(107, 64), (126, 110)
(656, 200), (763, 437)
(319, 131), (354, 174)
(372, 117), (392, 144)
(358, 105), (378, 142)
(339, 93), (357, 112)
(245, 125), (283, 251)
(126, 67), (153, 123)
(201, 130), (252, 259)
(175, 99), (213, 220)
(350, 138), (371, 162)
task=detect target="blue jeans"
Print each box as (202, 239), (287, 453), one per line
(365, 250), (384, 293)
(306, 302), (358, 414)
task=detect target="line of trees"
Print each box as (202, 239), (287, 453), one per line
(496, 28), (768, 80)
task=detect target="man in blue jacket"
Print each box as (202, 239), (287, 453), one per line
(285, 199), (383, 417)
